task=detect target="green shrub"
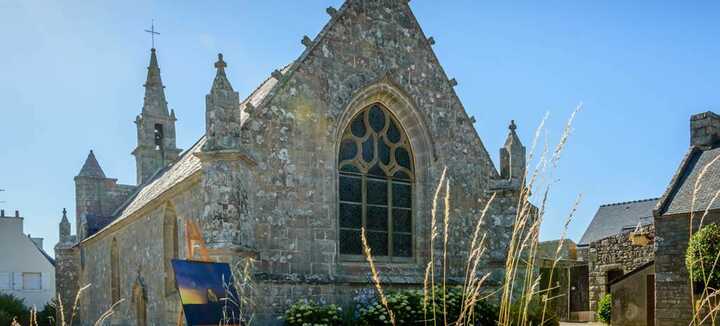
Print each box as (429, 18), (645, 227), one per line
(37, 301), (57, 326)
(686, 223), (720, 289)
(281, 300), (343, 326)
(0, 292), (30, 326)
(357, 286), (498, 325)
(596, 293), (612, 324)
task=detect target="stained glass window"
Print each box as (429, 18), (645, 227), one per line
(338, 104), (414, 258)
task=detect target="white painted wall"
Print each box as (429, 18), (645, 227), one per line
(0, 215), (56, 309)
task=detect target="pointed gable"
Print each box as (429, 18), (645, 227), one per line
(77, 150), (106, 178)
(245, 0), (499, 178)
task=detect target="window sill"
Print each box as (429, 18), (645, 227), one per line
(338, 254), (416, 265)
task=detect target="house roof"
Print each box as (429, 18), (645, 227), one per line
(28, 237), (55, 267)
(656, 146), (720, 216)
(578, 198), (658, 245)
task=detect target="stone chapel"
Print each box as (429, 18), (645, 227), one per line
(55, 1), (527, 324)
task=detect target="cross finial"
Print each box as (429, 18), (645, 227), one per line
(214, 53), (227, 73)
(62, 208), (67, 217)
(144, 20), (160, 49)
(509, 120), (517, 131)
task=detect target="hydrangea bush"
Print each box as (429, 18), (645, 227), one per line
(281, 300), (343, 326)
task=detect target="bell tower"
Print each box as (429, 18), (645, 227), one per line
(132, 48), (182, 185)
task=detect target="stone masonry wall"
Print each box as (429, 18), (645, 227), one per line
(654, 212), (720, 326)
(226, 1), (519, 321)
(78, 184), (201, 326)
(74, 176), (136, 239)
(73, 1), (521, 324)
(54, 245), (80, 324)
(587, 224), (654, 315)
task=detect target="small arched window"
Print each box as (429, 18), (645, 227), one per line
(133, 280), (147, 326)
(110, 238), (120, 303)
(338, 104), (414, 259)
(163, 204), (179, 295)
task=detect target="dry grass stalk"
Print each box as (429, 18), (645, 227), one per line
(688, 154), (720, 325)
(361, 227), (397, 326)
(498, 105), (580, 326)
(28, 306), (37, 326)
(224, 257), (256, 325)
(424, 167), (448, 325)
(456, 193), (496, 325)
(442, 178), (451, 326)
(57, 295), (65, 326)
(696, 291), (720, 326)
(68, 284), (91, 326)
(540, 194), (582, 324)
(93, 298), (125, 326)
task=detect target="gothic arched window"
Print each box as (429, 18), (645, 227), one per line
(110, 238), (120, 303)
(133, 280), (147, 326)
(338, 104), (414, 259)
(163, 204), (179, 295)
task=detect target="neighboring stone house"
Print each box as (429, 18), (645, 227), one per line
(654, 111), (720, 325)
(55, 1), (528, 324)
(568, 111), (720, 325)
(0, 209), (56, 309)
(578, 198), (657, 314)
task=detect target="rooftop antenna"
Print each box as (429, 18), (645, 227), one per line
(144, 20), (160, 49)
(0, 189), (5, 204)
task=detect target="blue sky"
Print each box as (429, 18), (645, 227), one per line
(1, 0), (719, 255)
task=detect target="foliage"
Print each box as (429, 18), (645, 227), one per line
(37, 301), (57, 326)
(0, 292), (30, 326)
(357, 286), (499, 325)
(686, 223), (720, 289)
(596, 293), (612, 324)
(281, 300), (343, 326)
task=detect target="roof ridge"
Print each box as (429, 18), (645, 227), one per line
(109, 135), (206, 219)
(599, 197), (660, 207)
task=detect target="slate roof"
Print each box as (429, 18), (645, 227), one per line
(81, 137), (205, 243)
(85, 214), (115, 237)
(578, 198), (658, 245)
(657, 146), (720, 216)
(80, 60), (291, 243)
(29, 237), (56, 266)
(77, 150), (106, 178)
(81, 0), (481, 242)
(239, 64), (290, 125)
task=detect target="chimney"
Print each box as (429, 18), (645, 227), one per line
(31, 237), (44, 249)
(691, 111), (720, 148)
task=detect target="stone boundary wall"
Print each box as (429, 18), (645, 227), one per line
(587, 224), (654, 315)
